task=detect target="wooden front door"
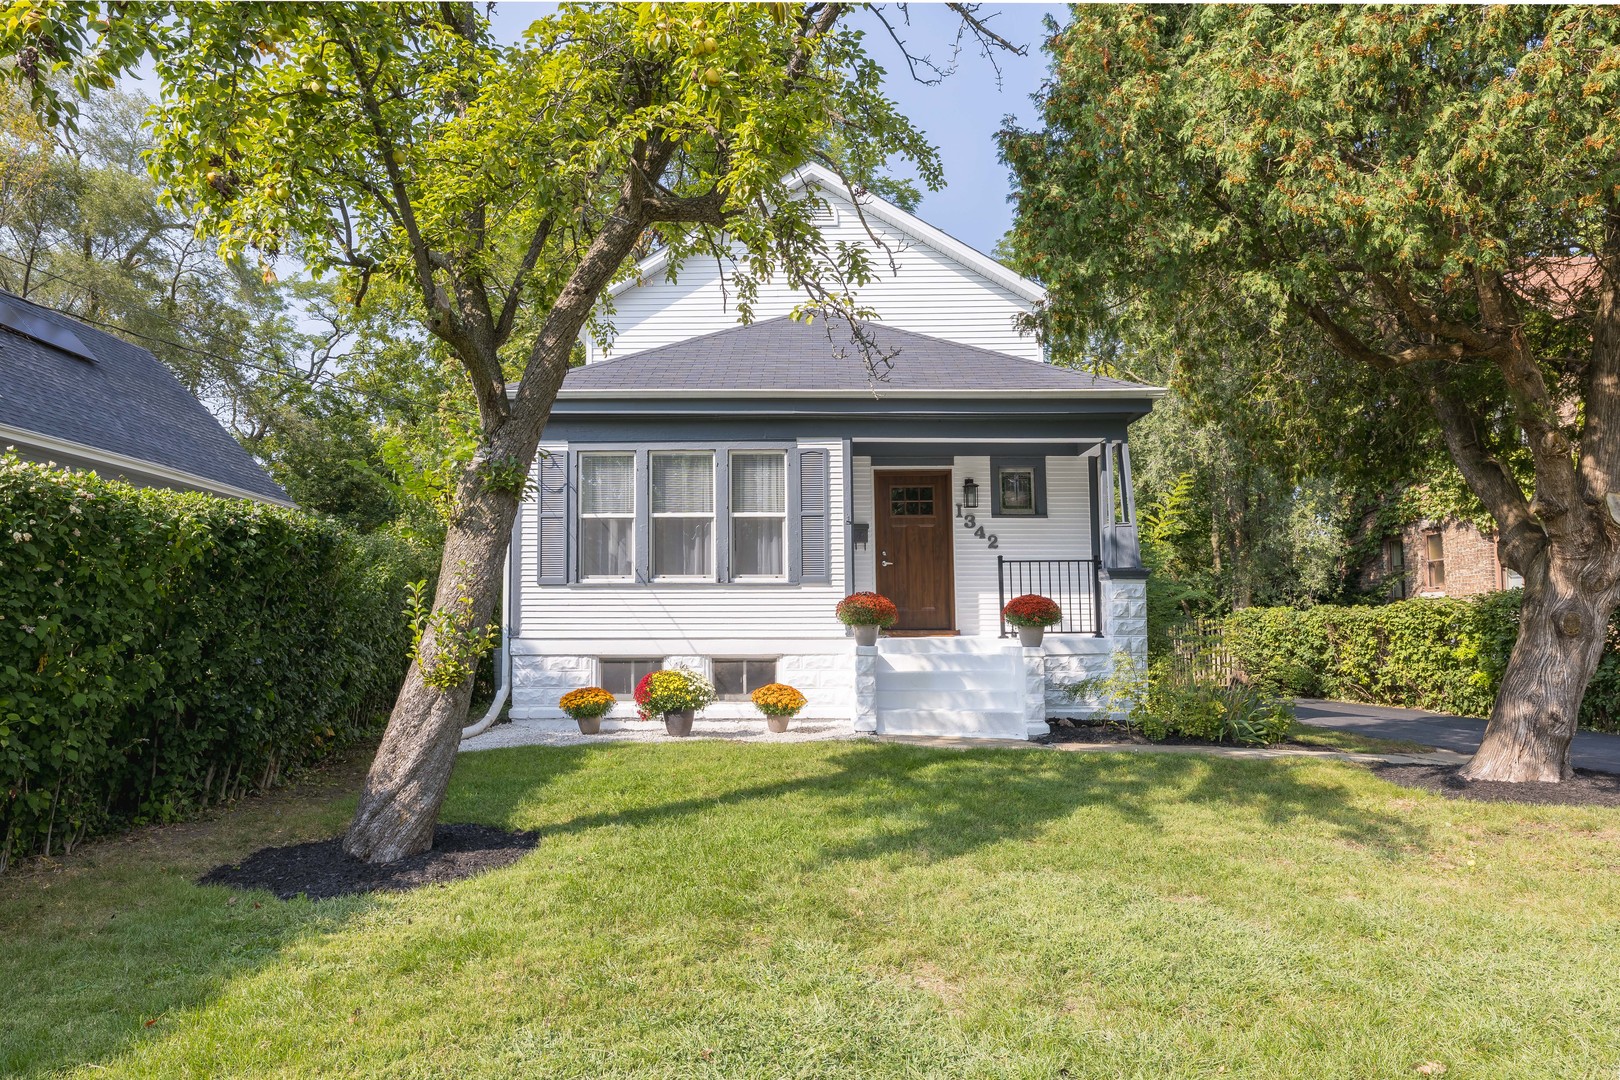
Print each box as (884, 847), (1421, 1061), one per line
(874, 470), (955, 632)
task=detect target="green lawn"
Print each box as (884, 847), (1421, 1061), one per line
(4, 741), (1618, 1078)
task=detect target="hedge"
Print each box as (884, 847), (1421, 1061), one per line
(1221, 592), (1620, 731)
(0, 454), (435, 870)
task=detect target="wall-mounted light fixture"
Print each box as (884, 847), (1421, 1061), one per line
(962, 478), (979, 509)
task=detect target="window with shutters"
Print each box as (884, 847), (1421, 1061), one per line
(651, 451), (715, 579)
(579, 452), (634, 580)
(730, 450), (786, 579)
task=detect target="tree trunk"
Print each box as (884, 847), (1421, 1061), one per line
(343, 480), (520, 863)
(1461, 552), (1619, 782)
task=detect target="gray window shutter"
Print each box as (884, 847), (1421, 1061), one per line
(537, 451), (568, 585)
(795, 448), (830, 584)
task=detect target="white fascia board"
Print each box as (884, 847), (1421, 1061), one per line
(555, 386), (1167, 401)
(604, 162), (1047, 306)
(0, 423), (295, 507)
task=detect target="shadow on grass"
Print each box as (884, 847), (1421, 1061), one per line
(470, 741), (1426, 871)
(0, 743), (591, 1079)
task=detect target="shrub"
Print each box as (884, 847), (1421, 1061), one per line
(752, 683), (807, 718)
(1002, 594), (1063, 628)
(0, 454), (434, 871)
(637, 668), (715, 715)
(559, 687), (615, 720)
(1065, 652), (1294, 746)
(1216, 591), (1620, 729)
(835, 592), (898, 627)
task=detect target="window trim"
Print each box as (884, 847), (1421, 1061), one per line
(649, 449), (717, 582)
(989, 455), (1048, 518)
(1385, 538), (1407, 600)
(577, 451), (637, 582)
(729, 449), (789, 582)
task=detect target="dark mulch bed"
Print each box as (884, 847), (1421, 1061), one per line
(1373, 764), (1620, 808)
(198, 823), (540, 901)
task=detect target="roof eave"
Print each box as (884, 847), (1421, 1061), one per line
(553, 386), (1166, 401)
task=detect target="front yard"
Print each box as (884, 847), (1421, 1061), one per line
(4, 741), (1618, 1078)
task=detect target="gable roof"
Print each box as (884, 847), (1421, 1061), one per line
(559, 316), (1160, 399)
(607, 162), (1046, 306)
(0, 291), (290, 504)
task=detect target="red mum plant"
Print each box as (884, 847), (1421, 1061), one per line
(633, 671), (656, 720)
(1002, 594), (1062, 629)
(835, 592), (899, 627)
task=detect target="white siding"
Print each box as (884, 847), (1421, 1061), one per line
(590, 189), (1042, 363)
(515, 438), (849, 652)
(851, 453), (1095, 636)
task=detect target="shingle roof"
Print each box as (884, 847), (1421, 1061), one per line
(564, 317), (1155, 395)
(0, 291), (288, 502)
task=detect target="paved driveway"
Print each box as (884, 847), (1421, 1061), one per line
(1294, 699), (1620, 775)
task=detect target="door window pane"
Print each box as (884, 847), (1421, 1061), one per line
(731, 451), (786, 578)
(888, 486), (935, 516)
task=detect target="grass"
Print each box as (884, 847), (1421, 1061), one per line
(4, 740), (1618, 1078)
(1288, 722), (1437, 755)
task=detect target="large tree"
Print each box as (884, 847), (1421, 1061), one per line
(4, 1), (1012, 859)
(1002, 5), (1620, 782)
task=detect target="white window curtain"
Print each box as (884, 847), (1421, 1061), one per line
(651, 451), (714, 578)
(580, 452), (634, 578)
(730, 451), (786, 578)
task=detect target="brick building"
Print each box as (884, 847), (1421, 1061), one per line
(1362, 517), (1523, 600)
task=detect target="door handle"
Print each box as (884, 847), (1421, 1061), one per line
(880, 550), (895, 568)
(881, 559), (895, 567)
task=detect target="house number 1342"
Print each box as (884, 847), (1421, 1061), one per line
(955, 504), (999, 549)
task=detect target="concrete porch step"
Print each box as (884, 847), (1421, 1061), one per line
(875, 688), (1021, 712)
(876, 652), (1013, 674)
(875, 708), (1027, 739)
(877, 636), (1009, 654)
(876, 669), (1015, 692)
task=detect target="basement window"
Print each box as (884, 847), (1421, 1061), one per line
(598, 658), (661, 696)
(712, 659), (778, 701)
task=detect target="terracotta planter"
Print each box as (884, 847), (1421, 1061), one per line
(575, 716), (602, 735)
(766, 715), (791, 734)
(853, 625), (880, 646)
(1017, 625), (1046, 648)
(664, 710), (695, 737)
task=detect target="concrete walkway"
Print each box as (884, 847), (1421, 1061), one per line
(1294, 698), (1620, 775)
(877, 733), (1468, 768)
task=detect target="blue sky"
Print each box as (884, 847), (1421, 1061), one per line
(487, 3), (1066, 258)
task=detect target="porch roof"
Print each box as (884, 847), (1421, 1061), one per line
(561, 317), (1162, 400)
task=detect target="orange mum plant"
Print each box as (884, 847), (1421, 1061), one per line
(751, 683), (808, 718)
(559, 687), (616, 720)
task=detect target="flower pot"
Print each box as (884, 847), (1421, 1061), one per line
(1017, 625), (1046, 648)
(664, 710), (694, 737)
(766, 715), (791, 734)
(853, 625), (880, 646)
(575, 716), (601, 735)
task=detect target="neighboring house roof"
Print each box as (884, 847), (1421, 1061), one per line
(0, 290), (290, 504)
(558, 316), (1161, 399)
(607, 162), (1047, 308)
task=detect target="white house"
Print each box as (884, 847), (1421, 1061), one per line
(499, 164), (1159, 741)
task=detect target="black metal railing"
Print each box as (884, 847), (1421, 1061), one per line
(997, 557), (1103, 636)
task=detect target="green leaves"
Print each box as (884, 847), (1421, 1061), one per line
(0, 454), (435, 870)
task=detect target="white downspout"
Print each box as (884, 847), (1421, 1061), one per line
(461, 541), (513, 741)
